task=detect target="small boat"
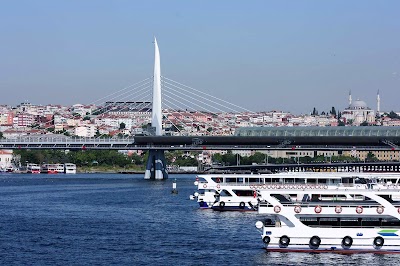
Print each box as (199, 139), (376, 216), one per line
(27, 163), (41, 174)
(64, 163), (76, 174)
(41, 164), (64, 174)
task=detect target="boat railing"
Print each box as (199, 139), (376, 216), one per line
(259, 201), (400, 209)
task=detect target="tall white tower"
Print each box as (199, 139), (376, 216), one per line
(144, 37), (168, 180)
(348, 90), (352, 106)
(377, 90), (380, 114)
(152, 37), (162, 136)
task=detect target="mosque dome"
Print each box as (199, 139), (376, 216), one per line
(349, 99), (368, 109)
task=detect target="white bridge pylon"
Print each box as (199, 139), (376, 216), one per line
(144, 37), (168, 180)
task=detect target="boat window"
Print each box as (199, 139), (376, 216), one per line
(232, 190), (253, 197)
(211, 177), (223, 183)
(219, 190), (232, 197)
(341, 177), (354, 184)
(263, 218), (275, 227)
(271, 178), (280, 183)
(354, 178), (367, 184)
(225, 178), (238, 183)
(271, 194), (292, 203)
(307, 178), (317, 184)
(248, 178), (262, 183)
(284, 178), (295, 184)
(295, 178), (306, 184)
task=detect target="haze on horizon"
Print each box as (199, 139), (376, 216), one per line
(0, 1), (399, 115)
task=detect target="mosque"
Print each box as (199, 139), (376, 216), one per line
(341, 91), (380, 125)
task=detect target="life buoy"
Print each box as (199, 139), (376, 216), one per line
(216, 178), (221, 183)
(324, 185), (328, 189)
(356, 206), (363, 214)
(279, 235), (290, 247)
(335, 206), (342, 214)
(219, 201), (225, 208)
(274, 205), (281, 213)
(309, 236), (321, 249)
(263, 236), (271, 244)
(373, 236), (384, 247)
(216, 184), (221, 189)
(294, 205), (301, 213)
(203, 184), (207, 188)
(377, 206), (384, 214)
(263, 184), (267, 189)
(342, 236), (353, 248)
(253, 191), (257, 198)
(314, 205), (322, 214)
(267, 185), (271, 189)
(239, 202), (245, 209)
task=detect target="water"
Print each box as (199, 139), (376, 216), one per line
(0, 173), (399, 265)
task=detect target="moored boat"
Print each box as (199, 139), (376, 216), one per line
(41, 164), (64, 174)
(27, 163), (41, 174)
(255, 172), (400, 253)
(64, 163), (76, 174)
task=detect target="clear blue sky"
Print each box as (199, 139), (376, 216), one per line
(1, 0), (399, 114)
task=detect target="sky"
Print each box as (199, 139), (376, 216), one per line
(1, 0), (400, 114)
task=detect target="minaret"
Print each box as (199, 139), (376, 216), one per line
(348, 90), (352, 106)
(377, 90), (380, 114)
(144, 37), (168, 180)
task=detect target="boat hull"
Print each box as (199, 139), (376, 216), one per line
(264, 246), (400, 254)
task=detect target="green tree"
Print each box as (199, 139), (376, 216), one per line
(312, 107), (318, 116)
(388, 111), (400, 119)
(330, 107), (337, 117)
(119, 122), (126, 130)
(366, 152), (378, 162)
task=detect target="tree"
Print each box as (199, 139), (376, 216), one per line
(360, 121), (369, 126)
(366, 152), (378, 162)
(388, 111), (400, 119)
(312, 107), (318, 116)
(119, 122), (126, 130)
(0, 131), (3, 139)
(338, 120), (345, 126)
(330, 107), (337, 117)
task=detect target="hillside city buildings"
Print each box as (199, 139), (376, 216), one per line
(1, 90), (400, 167)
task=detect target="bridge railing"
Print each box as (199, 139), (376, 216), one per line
(0, 136), (135, 143)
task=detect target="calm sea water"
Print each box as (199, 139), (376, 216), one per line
(0, 173), (399, 266)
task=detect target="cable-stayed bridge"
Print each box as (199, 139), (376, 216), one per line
(2, 38), (400, 179)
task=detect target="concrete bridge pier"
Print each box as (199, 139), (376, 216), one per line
(144, 150), (168, 180)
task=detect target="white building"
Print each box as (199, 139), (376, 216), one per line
(74, 125), (96, 137)
(0, 150), (13, 170)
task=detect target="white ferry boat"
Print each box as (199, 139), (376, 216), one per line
(255, 172), (400, 253)
(64, 163), (77, 174)
(190, 174), (275, 211)
(41, 164), (65, 174)
(27, 163), (41, 174)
